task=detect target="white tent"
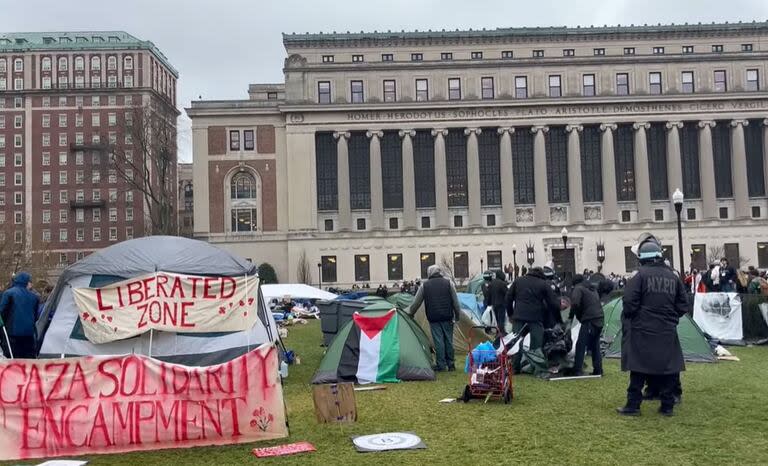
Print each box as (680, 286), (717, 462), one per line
(261, 284), (337, 302)
(38, 236), (279, 366)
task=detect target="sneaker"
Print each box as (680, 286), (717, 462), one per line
(447, 365), (456, 372)
(616, 407), (641, 416)
(432, 365), (446, 372)
(591, 371), (603, 376)
(658, 408), (674, 417)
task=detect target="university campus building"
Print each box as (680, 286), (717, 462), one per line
(0, 31), (178, 269)
(187, 22), (768, 287)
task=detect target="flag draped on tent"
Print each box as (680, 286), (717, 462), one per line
(338, 310), (400, 384)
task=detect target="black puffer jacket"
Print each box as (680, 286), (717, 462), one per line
(569, 279), (604, 326)
(505, 268), (560, 324)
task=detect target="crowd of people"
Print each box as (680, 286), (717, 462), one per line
(403, 231), (696, 417)
(686, 260), (768, 295)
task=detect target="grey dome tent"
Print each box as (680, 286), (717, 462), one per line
(37, 236), (278, 366)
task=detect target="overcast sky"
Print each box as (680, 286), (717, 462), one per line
(3, 0), (768, 161)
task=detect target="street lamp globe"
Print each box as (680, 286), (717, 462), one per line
(672, 188), (684, 207)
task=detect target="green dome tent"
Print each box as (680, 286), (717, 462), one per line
(600, 298), (716, 363)
(312, 302), (435, 384)
(466, 273), (485, 298)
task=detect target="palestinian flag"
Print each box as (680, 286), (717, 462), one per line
(338, 310), (400, 384)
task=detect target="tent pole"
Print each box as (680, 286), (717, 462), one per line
(148, 328), (154, 358)
(2, 326), (13, 359)
(245, 273), (251, 352)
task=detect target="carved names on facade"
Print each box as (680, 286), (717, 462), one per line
(340, 99), (768, 122)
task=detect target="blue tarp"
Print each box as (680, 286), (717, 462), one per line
(335, 292), (369, 301)
(458, 292), (483, 321)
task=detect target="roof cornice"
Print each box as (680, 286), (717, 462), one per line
(283, 21), (768, 49)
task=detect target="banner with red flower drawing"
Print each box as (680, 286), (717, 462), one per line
(72, 272), (259, 344)
(0, 344), (288, 461)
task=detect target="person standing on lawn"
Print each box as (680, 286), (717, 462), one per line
(505, 266), (561, 373)
(483, 269), (509, 336)
(408, 264), (461, 372)
(568, 274), (603, 376)
(0, 271), (40, 359)
(618, 234), (688, 417)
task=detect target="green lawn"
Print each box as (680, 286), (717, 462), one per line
(9, 320), (768, 465)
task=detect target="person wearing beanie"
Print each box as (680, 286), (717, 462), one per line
(569, 274), (603, 376)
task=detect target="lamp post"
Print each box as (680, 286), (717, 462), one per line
(317, 262), (322, 290)
(480, 257), (484, 274)
(672, 188), (685, 278)
(561, 227), (568, 252)
(526, 242), (535, 267)
(596, 241), (606, 273)
(512, 244), (518, 279)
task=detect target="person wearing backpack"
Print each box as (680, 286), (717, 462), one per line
(0, 272), (40, 359)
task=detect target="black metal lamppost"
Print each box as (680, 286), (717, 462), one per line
(512, 244), (518, 279)
(673, 188), (686, 277)
(596, 241), (606, 272)
(317, 262), (322, 290)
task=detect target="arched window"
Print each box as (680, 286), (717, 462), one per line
(91, 56), (101, 71)
(58, 56), (68, 71)
(74, 56), (84, 70)
(124, 56), (133, 70)
(41, 57), (51, 71)
(231, 172), (256, 199)
(107, 55), (117, 70)
(229, 171), (260, 232)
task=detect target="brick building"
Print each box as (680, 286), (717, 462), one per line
(0, 31), (178, 269)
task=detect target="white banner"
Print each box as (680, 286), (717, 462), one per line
(73, 272), (259, 344)
(693, 292), (743, 341)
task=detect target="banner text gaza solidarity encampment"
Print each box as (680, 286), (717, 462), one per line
(73, 272), (259, 344)
(0, 345), (287, 461)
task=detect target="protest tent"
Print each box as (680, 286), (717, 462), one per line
(410, 293), (485, 353)
(600, 298), (716, 363)
(312, 303), (435, 384)
(37, 235), (279, 366)
(261, 283), (337, 303)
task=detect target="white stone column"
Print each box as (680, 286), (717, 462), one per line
(633, 122), (652, 222)
(730, 120), (750, 219)
(333, 131), (351, 230)
(431, 128), (450, 228)
(565, 124), (585, 224)
(399, 129), (417, 229)
(465, 128), (483, 227)
(531, 126), (550, 225)
(497, 127), (516, 226)
(599, 123), (619, 223)
(665, 121), (684, 199)
(367, 130), (385, 229)
(697, 121), (718, 220)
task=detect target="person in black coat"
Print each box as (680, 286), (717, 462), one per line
(483, 270), (508, 335)
(569, 274), (604, 376)
(506, 267), (560, 372)
(617, 235), (688, 417)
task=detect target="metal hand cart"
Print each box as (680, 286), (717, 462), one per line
(460, 325), (528, 404)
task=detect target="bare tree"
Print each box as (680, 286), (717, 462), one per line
(0, 236), (54, 288)
(708, 244), (750, 269)
(110, 101), (178, 235)
(296, 250), (312, 285)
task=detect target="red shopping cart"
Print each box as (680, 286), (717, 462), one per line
(460, 325), (527, 404)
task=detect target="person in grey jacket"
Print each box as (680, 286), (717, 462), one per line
(408, 265), (461, 371)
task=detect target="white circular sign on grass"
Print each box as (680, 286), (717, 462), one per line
(353, 432), (423, 451)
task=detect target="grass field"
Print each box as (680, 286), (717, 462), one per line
(9, 320), (768, 465)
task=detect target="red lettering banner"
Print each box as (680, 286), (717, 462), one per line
(0, 344), (287, 461)
(72, 272), (259, 344)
